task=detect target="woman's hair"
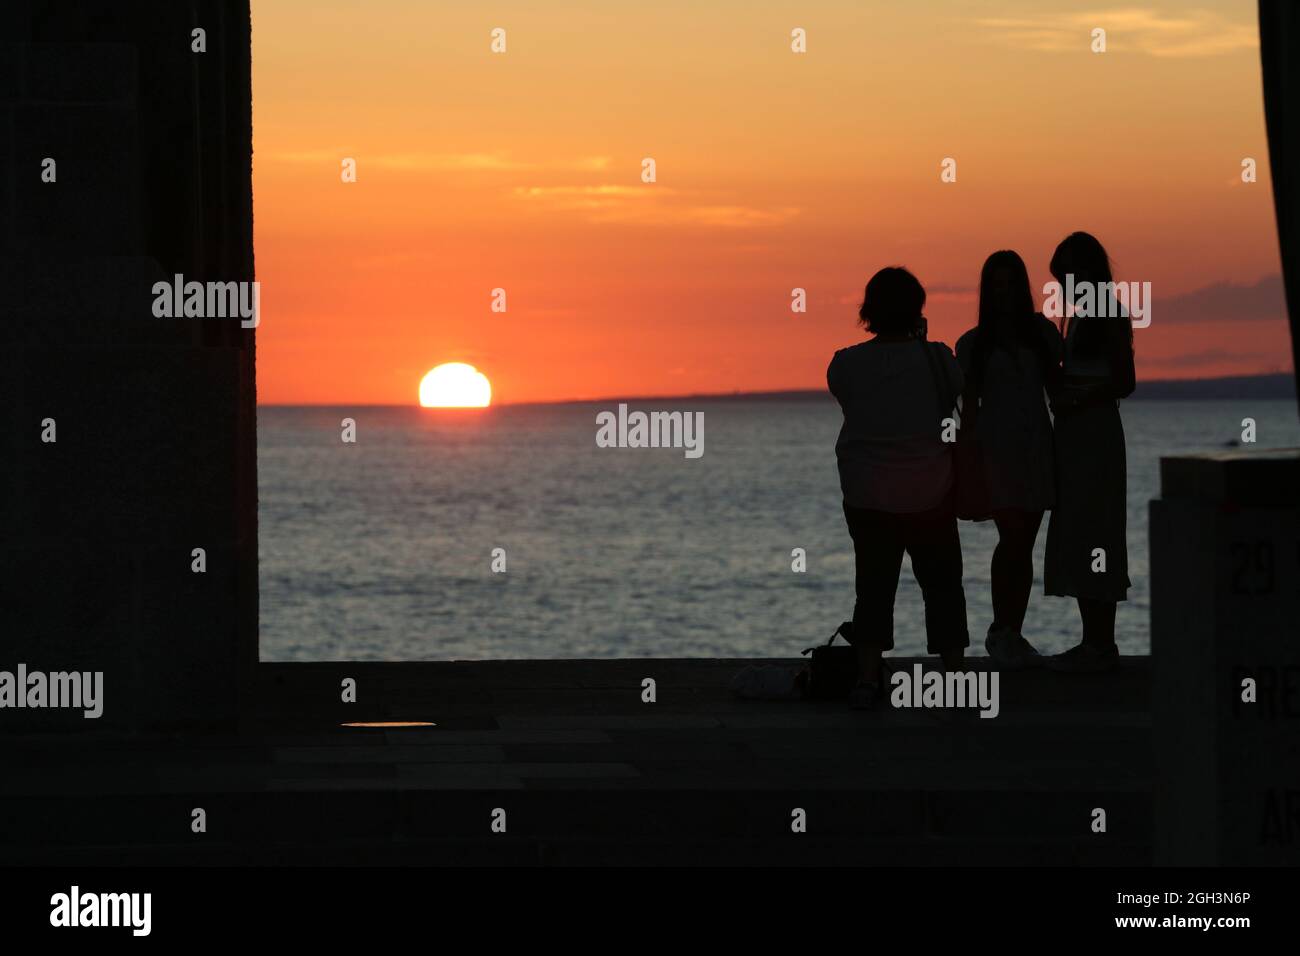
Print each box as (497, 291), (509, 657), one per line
(970, 249), (1052, 392)
(1049, 231), (1134, 358)
(858, 266), (926, 336)
(977, 249), (1035, 335)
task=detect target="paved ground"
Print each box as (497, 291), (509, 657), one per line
(0, 658), (1152, 865)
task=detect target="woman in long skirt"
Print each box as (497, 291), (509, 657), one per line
(1042, 232), (1135, 673)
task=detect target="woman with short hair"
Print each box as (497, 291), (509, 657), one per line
(828, 267), (970, 710)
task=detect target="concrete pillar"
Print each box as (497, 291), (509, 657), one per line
(0, 0), (254, 733)
(1151, 449), (1300, 863)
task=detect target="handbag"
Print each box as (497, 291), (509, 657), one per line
(918, 337), (991, 521)
(799, 622), (859, 700)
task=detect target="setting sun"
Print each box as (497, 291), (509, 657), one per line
(418, 363), (492, 408)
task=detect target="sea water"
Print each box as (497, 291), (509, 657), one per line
(258, 399), (1299, 661)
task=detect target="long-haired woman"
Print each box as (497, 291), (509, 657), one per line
(1042, 232), (1135, 672)
(955, 250), (1062, 667)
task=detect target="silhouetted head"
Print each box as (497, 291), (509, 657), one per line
(969, 250), (1052, 392)
(1049, 231), (1133, 356)
(859, 267), (925, 337)
(1049, 231), (1112, 291)
(978, 250), (1035, 333)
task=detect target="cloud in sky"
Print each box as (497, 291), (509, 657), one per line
(1156, 274), (1285, 323)
(511, 184), (663, 200)
(267, 151), (612, 172)
(1141, 349), (1285, 370)
(976, 7), (1257, 57)
(512, 184), (800, 228)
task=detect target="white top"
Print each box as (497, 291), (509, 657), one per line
(827, 338), (963, 513)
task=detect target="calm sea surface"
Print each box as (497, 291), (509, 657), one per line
(258, 399), (1299, 660)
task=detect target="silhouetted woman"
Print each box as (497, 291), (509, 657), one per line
(828, 267), (970, 709)
(1042, 232), (1135, 672)
(956, 251), (1062, 667)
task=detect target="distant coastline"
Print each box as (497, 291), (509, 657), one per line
(505, 373), (1299, 407)
(1117, 373), (1297, 401)
(261, 373), (1298, 408)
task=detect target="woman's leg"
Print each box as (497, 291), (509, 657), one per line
(1078, 597), (1117, 649)
(904, 506), (970, 669)
(991, 509), (1044, 633)
(856, 645), (884, 686)
(1044, 404), (1126, 672)
(1046, 597), (1119, 672)
(843, 502), (905, 683)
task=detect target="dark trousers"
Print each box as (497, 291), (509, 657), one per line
(842, 499), (969, 653)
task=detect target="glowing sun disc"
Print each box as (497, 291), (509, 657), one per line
(419, 362), (491, 407)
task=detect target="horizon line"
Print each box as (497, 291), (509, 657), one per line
(258, 370), (1297, 408)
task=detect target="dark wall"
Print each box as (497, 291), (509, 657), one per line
(0, 0), (255, 731)
(1261, 0), (1300, 419)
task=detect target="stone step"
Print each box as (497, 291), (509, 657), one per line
(0, 789), (1150, 848)
(0, 835), (1154, 867)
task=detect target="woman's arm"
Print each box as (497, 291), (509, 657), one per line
(1052, 316), (1133, 409)
(954, 330), (974, 375)
(1040, 315), (1065, 399)
(826, 353), (844, 404)
(1079, 318), (1135, 400)
(1108, 318), (1136, 398)
(941, 344), (965, 398)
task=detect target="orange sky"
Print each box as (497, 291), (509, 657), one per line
(252, 0), (1291, 405)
